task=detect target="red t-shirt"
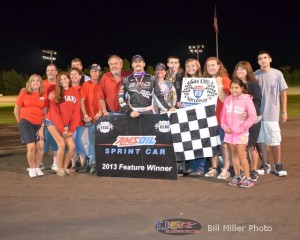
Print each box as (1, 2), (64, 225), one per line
(43, 79), (56, 96)
(99, 71), (131, 111)
(46, 87), (81, 134)
(216, 75), (231, 124)
(16, 91), (48, 124)
(80, 80), (101, 120)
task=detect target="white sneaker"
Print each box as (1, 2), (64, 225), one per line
(51, 162), (58, 172)
(257, 163), (271, 175)
(217, 168), (230, 179)
(205, 168), (218, 177)
(274, 164), (287, 177)
(29, 168), (37, 178)
(35, 168), (44, 176)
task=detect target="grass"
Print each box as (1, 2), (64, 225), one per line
(0, 106), (17, 125)
(1, 94), (300, 126)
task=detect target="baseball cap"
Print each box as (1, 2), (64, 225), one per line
(132, 54), (144, 62)
(89, 63), (101, 70)
(155, 62), (166, 71)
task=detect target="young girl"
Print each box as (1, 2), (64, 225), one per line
(182, 58), (207, 176)
(232, 61), (262, 181)
(45, 72), (81, 177)
(14, 74), (48, 177)
(221, 79), (257, 188)
(203, 57), (231, 179)
(69, 67), (87, 171)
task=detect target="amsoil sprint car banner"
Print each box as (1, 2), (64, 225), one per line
(95, 114), (177, 180)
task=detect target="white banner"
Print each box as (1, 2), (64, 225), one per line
(180, 78), (218, 108)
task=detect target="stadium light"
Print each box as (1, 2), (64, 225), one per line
(42, 49), (57, 63)
(188, 45), (205, 62)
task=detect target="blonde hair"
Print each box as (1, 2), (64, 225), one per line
(25, 74), (44, 96)
(184, 58), (202, 77)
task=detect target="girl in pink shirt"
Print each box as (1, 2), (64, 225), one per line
(221, 79), (257, 188)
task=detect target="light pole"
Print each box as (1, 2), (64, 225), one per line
(188, 45), (205, 62)
(42, 49), (57, 63)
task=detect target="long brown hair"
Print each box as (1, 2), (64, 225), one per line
(203, 57), (229, 77)
(54, 72), (72, 103)
(25, 74), (44, 96)
(232, 61), (258, 83)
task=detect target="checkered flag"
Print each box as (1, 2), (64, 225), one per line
(205, 81), (218, 100)
(168, 104), (221, 161)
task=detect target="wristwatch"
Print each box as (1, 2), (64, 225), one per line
(281, 112), (287, 115)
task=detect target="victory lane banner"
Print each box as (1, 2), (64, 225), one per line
(95, 114), (177, 180)
(180, 77), (218, 108)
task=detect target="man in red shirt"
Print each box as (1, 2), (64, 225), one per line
(43, 64), (59, 171)
(99, 55), (131, 115)
(80, 63), (102, 173)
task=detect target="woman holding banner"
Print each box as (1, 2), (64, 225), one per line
(182, 58), (207, 176)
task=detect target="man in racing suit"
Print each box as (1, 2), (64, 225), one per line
(119, 55), (176, 118)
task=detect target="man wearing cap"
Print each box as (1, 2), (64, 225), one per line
(153, 62), (177, 114)
(80, 63), (102, 173)
(99, 55), (131, 115)
(119, 55), (176, 118)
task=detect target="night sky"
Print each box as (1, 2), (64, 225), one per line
(1, 0), (299, 75)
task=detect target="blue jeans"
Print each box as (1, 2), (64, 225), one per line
(73, 126), (86, 156)
(44, 124), (58, 153)
(86, 124), (95, 164)
(189, 158), (207, 173)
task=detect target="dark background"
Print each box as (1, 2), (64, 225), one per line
(1, 0), (299, 75)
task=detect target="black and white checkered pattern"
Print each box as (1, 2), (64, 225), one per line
(169, 104), (221, 161)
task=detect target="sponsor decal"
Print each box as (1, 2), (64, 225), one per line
(96, 122), (113, 133)
(155, 218), (201, 235)
(154, 120), (170, 133)
(113, 136), (156, 147)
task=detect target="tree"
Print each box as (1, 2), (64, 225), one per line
(1, 69), (27, 95)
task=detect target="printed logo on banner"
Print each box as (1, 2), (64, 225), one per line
(113, 136), (156, 147)
(154, 121), (170, 133)
(181, 77), (218, 108)
(193, 85), (204, 98)
(155, 218), (201, 235)
(96, 122), (113, 133)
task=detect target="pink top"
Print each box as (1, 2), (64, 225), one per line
(221, 93), (257, 136)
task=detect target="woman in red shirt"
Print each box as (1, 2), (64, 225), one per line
(45, 72), (81, 177)
(14, 74), (48, 178)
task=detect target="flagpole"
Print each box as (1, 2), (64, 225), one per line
(216, 32), (219, 59)
(214, 4), (219, 58)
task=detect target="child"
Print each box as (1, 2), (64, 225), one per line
(182, 58), (207, 176)
(221, 79), (257, 188)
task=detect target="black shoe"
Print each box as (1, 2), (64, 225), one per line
(250, 170), (259, 182)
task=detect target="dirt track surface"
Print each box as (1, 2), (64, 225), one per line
(0, 118), (299, 240)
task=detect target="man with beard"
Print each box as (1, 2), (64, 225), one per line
(119, 55), (175, 118)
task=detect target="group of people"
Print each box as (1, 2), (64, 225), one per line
(14, 50), (288, 188)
